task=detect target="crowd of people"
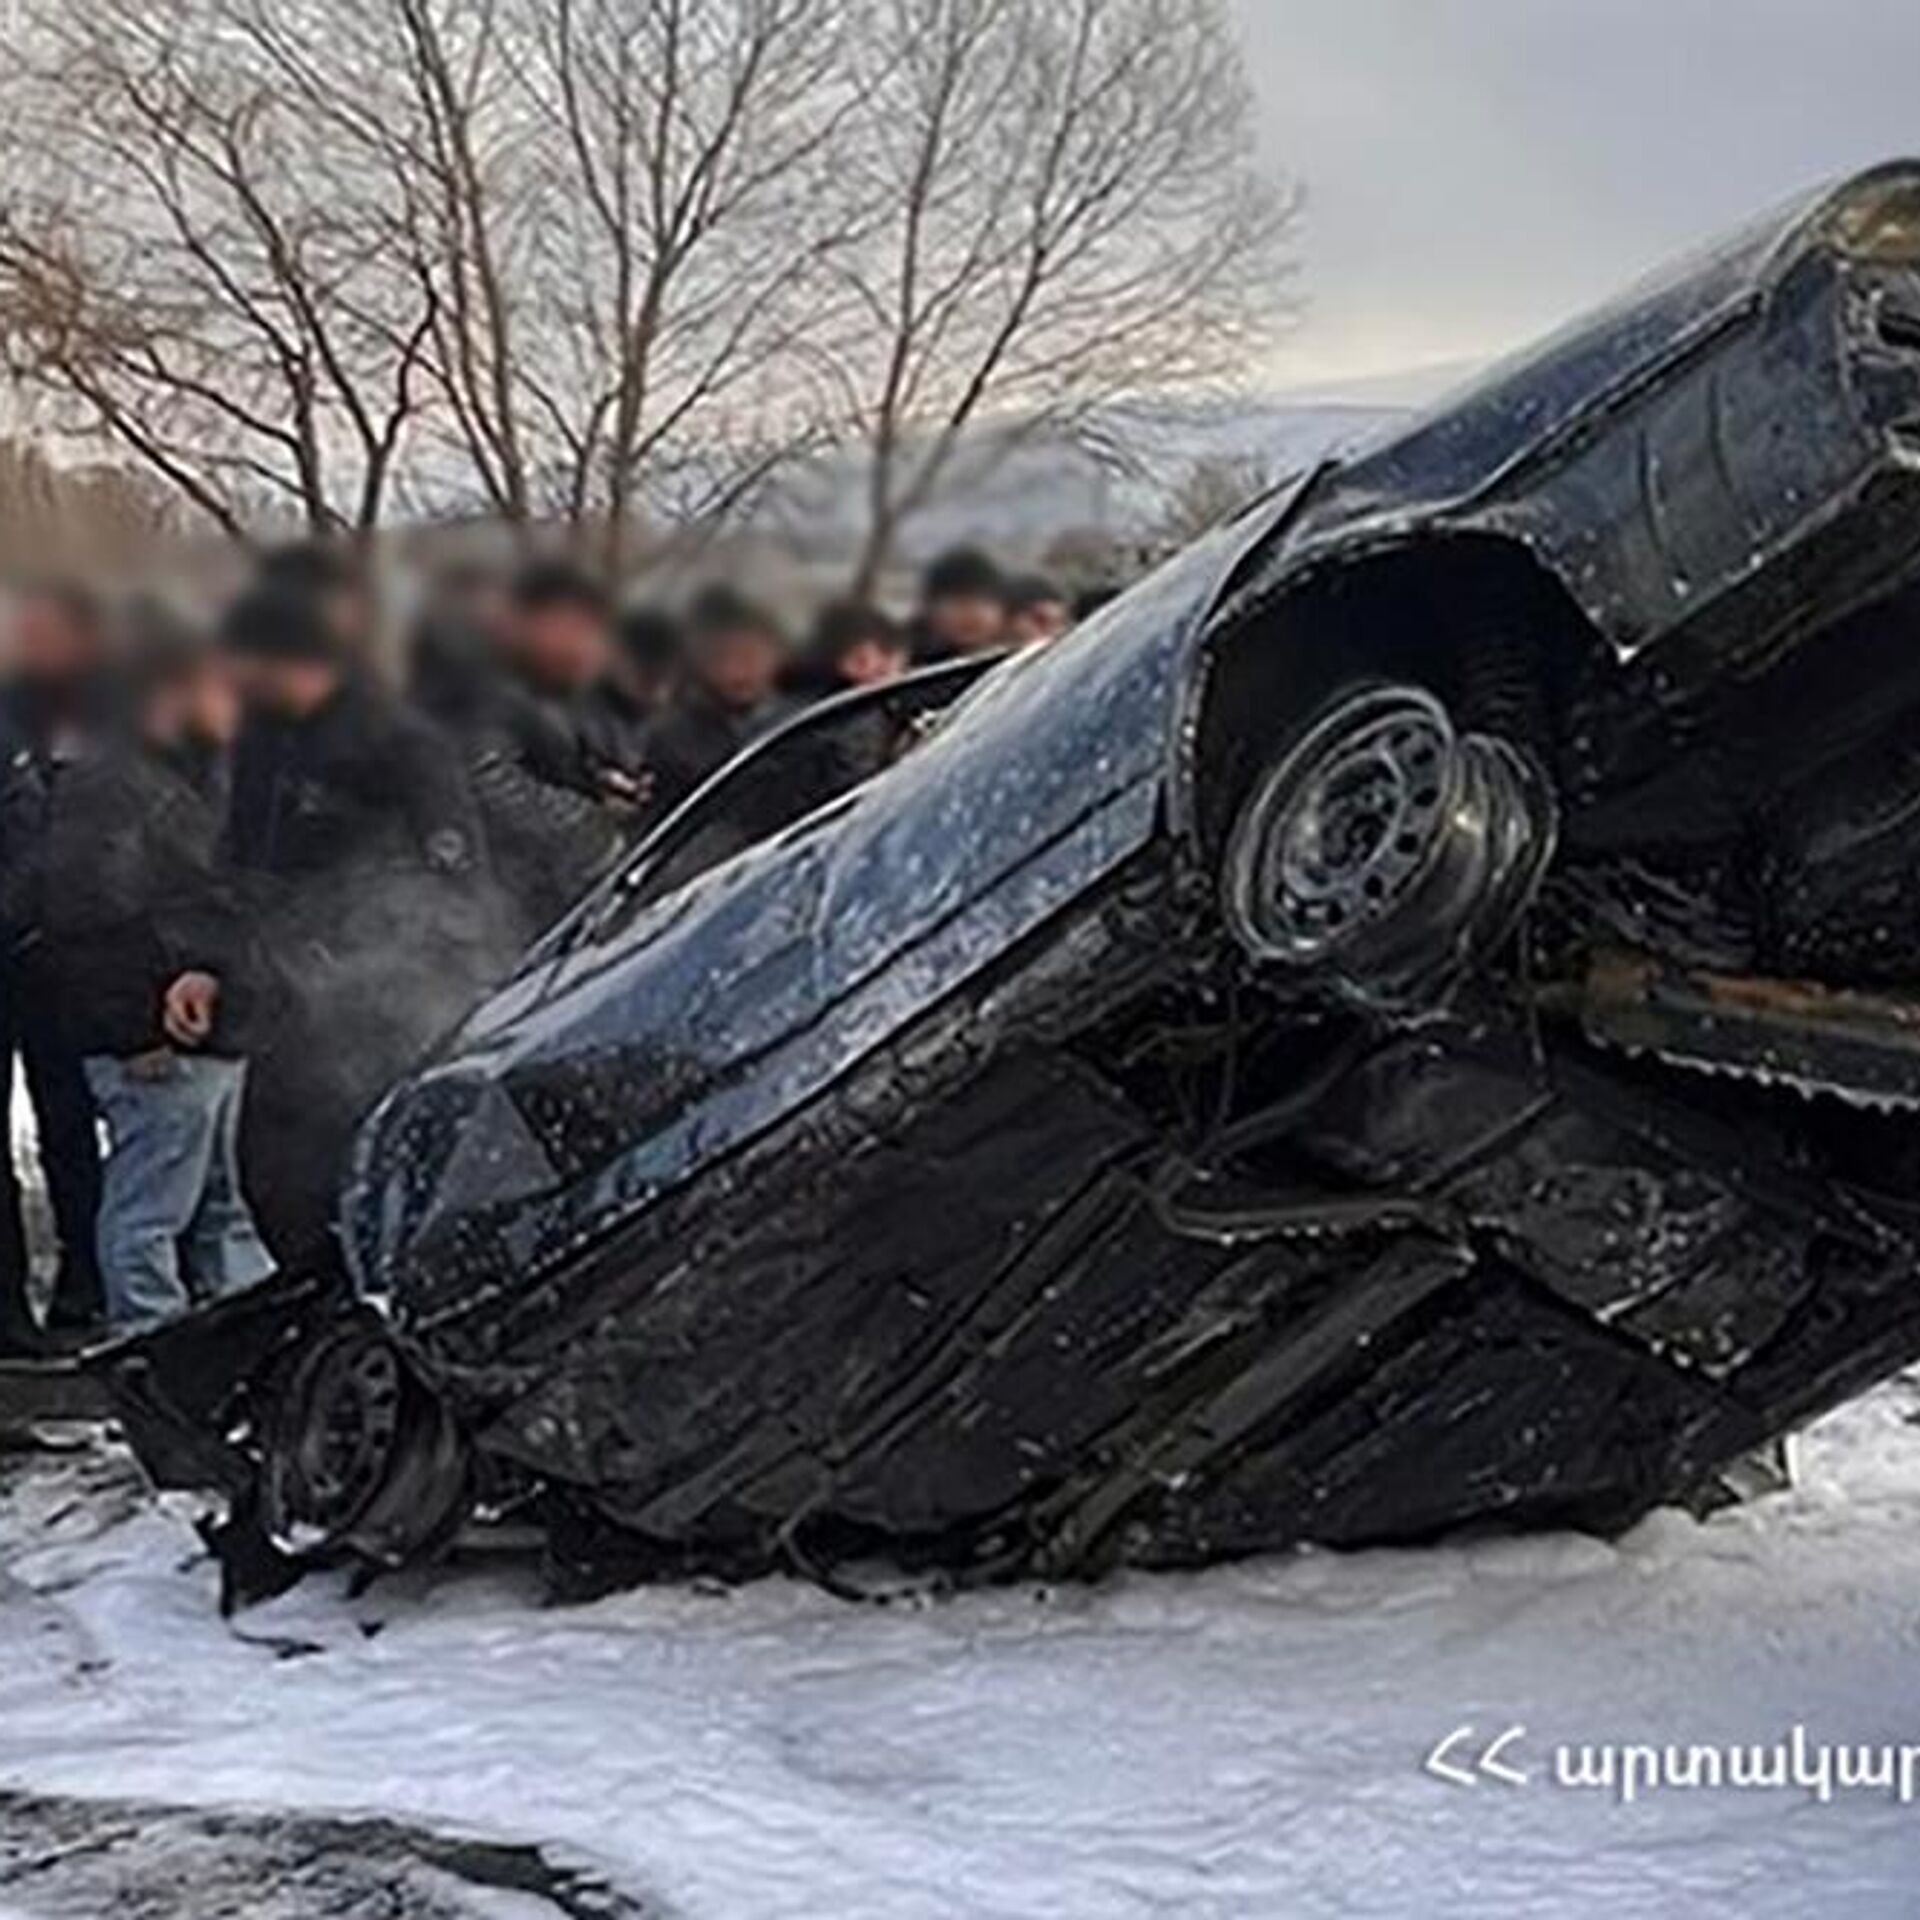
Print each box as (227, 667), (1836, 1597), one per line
(0, 541), (1094, 1356)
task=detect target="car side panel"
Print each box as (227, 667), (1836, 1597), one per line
(346, 502), (1288, 1314)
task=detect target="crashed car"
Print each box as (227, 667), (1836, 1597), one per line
(104, 160), (1920, 1599)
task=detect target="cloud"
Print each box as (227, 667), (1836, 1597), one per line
(1234, 0), (1920, 388)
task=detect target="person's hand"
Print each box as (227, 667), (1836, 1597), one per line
(162, 971), (220, 1049)
(598, 766), (654, 812)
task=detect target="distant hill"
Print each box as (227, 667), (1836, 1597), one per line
(0, 389), (1425, 594)
(765, 398), (1405, 570)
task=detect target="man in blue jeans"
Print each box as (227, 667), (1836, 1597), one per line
(38, 624), (274, 1329)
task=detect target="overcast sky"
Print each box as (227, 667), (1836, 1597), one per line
(1232, 0), (1920, 396)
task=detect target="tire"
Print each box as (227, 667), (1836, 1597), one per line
(1222, 682), (1557, 1015)
(261, 1315), (470, 1567)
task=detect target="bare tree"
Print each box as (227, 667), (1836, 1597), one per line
(0, 0), (435, 539)
(221, 0), (853, 564)
(1154, 451), (1282, 550)
(519, 0), (853, 567)
(822, 0), (1298, 593)
(0, 0), (1296, 567)
(0, 0), (851, 557)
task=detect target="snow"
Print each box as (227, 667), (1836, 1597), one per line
(5, 1388), (1920, 1916)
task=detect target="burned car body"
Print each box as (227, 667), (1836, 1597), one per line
(117, 162), (1920, 1594)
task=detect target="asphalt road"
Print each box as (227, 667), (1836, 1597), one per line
(0, 1792), (656, 1919)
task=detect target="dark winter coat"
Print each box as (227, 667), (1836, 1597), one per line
(0, 677), (107, 961)
(450, 676), (630, 942)
(641, 685), (799, 816)
(571, 678), (651, 789)
(34, 736), (259, 1059)
(227, 675), (484, 894)
(225, 676), (499, 1100)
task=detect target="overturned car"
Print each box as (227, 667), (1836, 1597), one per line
(107, 161), (1920, 1599)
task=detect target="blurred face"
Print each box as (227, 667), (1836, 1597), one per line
(230, 653), (342, 720)
(1008, 596), (1069, 650)
(184, 656), (242, 746)
(319, 581), (374, 656)
(137, 678), (193, 748)
(837, 637), (907, 689)
(925, 591), (1007, 656)
(518, 603), (610, 692)
(617, 649), (675, 710)
(9, 593), (102, 686)
(695, 627), (782, 710)
(442, 571), (511, 648)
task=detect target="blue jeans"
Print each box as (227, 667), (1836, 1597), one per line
(83, 1053), (276, 1329)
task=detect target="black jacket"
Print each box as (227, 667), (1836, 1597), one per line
(34, 737), (258, 1059)
(227, 675), (484, 894)
(226, 677), (499, 1097)
(445, 676), (628, 943)
(0, 677), (107, 962)
(569, 677), (650, 789)
(642, 686), (799, 816)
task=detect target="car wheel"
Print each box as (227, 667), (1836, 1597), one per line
(261, 1316), (470, 1567)
(1222, 682), (1557, 1015)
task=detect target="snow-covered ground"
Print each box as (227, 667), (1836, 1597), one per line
(5, 1387), (1920, 1917)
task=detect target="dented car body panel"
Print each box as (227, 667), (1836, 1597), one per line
(342, 520), (1266, 1326)
(181, 161), (1920, 1589)
(1234, 165), (1920, 664)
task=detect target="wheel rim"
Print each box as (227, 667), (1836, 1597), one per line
(1266, 697), (1453, 959)
(1225, 684), (1557, 1012)
(263, 1320), (468, 1564)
